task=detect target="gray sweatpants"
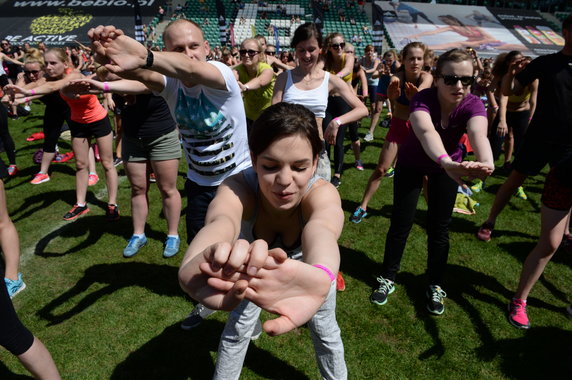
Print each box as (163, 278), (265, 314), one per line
(213, 282), (347, 380)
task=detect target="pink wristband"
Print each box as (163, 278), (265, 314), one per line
(333, 117), (342, 126)
(437, 154), (450, 166)
(30, 89), (36, 95)
(313, 264), (336, 282)
(24, 97), (29, 103)
(103, 82), (110, 93)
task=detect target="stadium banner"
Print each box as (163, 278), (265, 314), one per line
(0, 0), (159, 16)
(376, 1), (551, 57)
(488, 8), (563, 56)
(0, 1), (159, 46)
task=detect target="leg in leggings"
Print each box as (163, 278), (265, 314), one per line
(506, 109), (530, 163)
(324, 96), (352, 179)
(381, 167), (424, 281)
(0, 104), (16, 165)
(39, 107), (66, 175)
(425, 172), (458, 285)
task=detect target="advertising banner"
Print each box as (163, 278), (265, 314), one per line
(0, 0), (160, 46)
(377, 1), (562, 57)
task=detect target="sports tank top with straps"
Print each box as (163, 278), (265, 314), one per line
(282, 70), (330, 119)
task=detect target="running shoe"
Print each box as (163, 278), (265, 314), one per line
(113, 157), (123, 167)
(515, 186), (527, 200)
(30, 172), (50, 185)
(426, 285), (447, 315)
(88, 173), (99, 186)
(331, 176), (341, 188)
(385, 167), (395, 178)
(163, 236), (181, 258)
(470, 179), (483, 193)
(381, 116), (391, 128)
(26, 132), (45, 142)
(336, 272), (346, 291)
(354, 160), (364, 171)
(180, 304), (216, 330)
(477, 221), (494, 242)
(364, 132), (374, 142)
(149, 173), (157, 183)
(350, 207), (368, 224)
(4, 273), (26, 299)
(58, 152), (74, 163)
(123, 235), (147, 258)
(370, 276), (395, 305)
(63, 204), (90, 221)
(7, 165), (18, 176)
(106, 204), (120, 221)
(507, 298), (530, 329)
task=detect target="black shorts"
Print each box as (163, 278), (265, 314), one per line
(542, 167), (572, 211)
(512, 138), (572, 176)
(68, 117), (112, 139)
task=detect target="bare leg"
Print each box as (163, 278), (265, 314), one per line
(483, 169), (528, 226)
(124, 161), (149, 235)
(114, 115), (122, 159)
(17, 337), (61, 380)
(351, 140), (361, 162)
(504, 128), (515, 165)
(88, 145), (97, 175)
(151, 159), (182, 235)
(0, 181), (19, 281)
(96, 133), (118, 205)
(514, 205), (569, 300)
(359, 140), (398, 210)
(39, 152), (56, 175)
(71, 137), (90, 205)
(368, 98), (383, 136)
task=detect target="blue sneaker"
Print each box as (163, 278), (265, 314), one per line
(350, 207), (368, 223)
(163, 236), (181, 258)
(123, 235), (147, 258)
(5, 273), (26, 299)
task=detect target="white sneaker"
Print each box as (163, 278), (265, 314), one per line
(364, 132), (374, 142)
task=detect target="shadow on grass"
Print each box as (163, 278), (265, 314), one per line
(111, 321), (309, 380)
(397, 264), (513, 361)
(487, 327), (571, 378)
(339, 245), (383, 289)
(33, 213), (167, 258)
(0, 361), (33, 380)
(37, 263), (181, 325)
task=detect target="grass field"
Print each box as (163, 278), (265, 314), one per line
(1, 103), (571, 379)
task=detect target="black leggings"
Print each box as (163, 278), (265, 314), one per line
(381, 166), (458, 286)
(489, 109), (530, 162)
(43, 105), (69, 153)
(0, 260), (34, 355)
(0, 105), (16, 165)
(324, 96), (352, 175)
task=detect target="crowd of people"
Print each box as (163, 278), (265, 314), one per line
(0, 12), (571, 379)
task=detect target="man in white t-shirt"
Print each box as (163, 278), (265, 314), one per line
(88, 20), (251, 328)
(88, 20), (251, 243)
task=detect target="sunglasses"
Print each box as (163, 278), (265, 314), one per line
(265, 50), (275, 55)
(331, 42), (345, 50)
(440, 75), (475, 87)
(24, 70), (40, 75)
(239, 49), (259, 57)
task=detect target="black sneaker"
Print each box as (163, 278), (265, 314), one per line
(63, 204), (90, 221)
(370, 276), (395, 305)
(426, 285), (447, 315)
(180, 304), (216, 330)
(106, 204), (120, 221)
(331, 176), (341, 188)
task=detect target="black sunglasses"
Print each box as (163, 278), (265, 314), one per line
(239, 49), (259, 57)
(265, 50), (275, 55)
(440, 75), (475, 87)
(24, 70), (40, 75)
(331, 42), (345, 50)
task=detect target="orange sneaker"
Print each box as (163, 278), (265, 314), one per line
(30, 172), (50, 184)
(88, 173), (99, 186)
(336, 272), (346, 291)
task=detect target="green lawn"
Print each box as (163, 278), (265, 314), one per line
(1, 103), (570, 379)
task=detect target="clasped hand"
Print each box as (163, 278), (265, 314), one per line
(179, 239), (333, 336)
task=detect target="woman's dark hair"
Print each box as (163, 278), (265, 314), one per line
(491, 50), (521, 78)
(323, 32), (344, 72)
(249, 103), (322, 159)
(435, 48), (474, 77)
(290, 22), (322, 49)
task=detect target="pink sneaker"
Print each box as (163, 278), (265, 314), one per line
(477, 222), (494, 242)
(7, 165), (18, 176)
(30, 172), (50, 184)
(508, 298), (530, 329)
(88, 173), (99, 186)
